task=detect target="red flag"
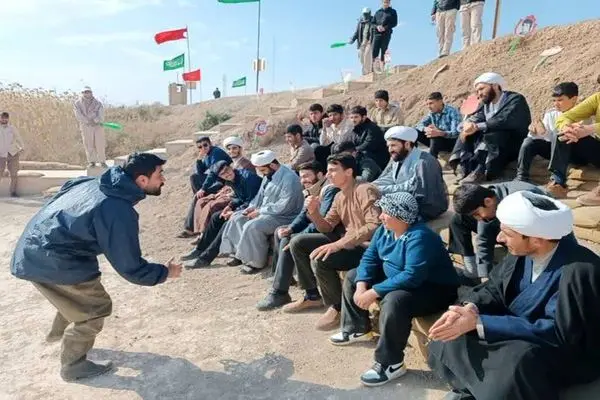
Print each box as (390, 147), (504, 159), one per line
(183, 69), (201, 82)
(154, 28), (187, 44)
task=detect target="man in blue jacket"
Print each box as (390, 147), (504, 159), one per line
(10, 153), (183, 382)
(329, 192), (458, 387)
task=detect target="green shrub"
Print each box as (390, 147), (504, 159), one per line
(198, 111), (231, 130)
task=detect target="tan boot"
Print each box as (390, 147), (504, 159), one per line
(315, 307), (340, 331)
(577, 184), (600, 206)
(545, 181), (568, 199)
(282, 297), (323, 314)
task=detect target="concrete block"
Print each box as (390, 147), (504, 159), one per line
(146, 148), (168, 160)
(344, 80), (371, 92)
(217, 123), (244, 132)
(244, 115), (262, 123)
(390, 64), (417, 74)
(1, 170), (85, 197)
(166, 139), (194, 157)
(269, 106), (294, 114)
(290, 97), (317, 108)
(114, 155), (129, 168)
(193, 131), (219, 141)
(312, 88), (343, 99)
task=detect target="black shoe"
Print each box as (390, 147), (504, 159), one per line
(226, 258), (243, 267)
(60, 359), (114, 382)
(183, 257), (210, 270)
(9, 192), (18, 198)
(461, 171), (486, 184)
(454, 165), (467, 182)
(181, 249), (201, 261)
(290, 277), (297, 287)
(256, 291), (292, 311)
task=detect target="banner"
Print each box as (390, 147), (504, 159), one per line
(163, 53), (185, 71)
(232, 77), (247, 88)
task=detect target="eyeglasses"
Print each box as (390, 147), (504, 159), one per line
(197, 143), (210, 149)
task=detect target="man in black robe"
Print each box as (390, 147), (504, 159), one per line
(449, 72), (531, 183)
(428, 191), (600, 400)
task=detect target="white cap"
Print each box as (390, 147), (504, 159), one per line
(82, 86), (92, 92)
(474, 72), (507, 88)
(251, 150), (277, 166)
(384, 126), (418, 142)
(223, 136), (244, 148)
(362, 7), (371, 13)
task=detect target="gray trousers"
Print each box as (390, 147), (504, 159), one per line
(32, 277), (112, 366)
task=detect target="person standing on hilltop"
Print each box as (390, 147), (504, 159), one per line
(431, 0), (460, 58)
(73, 86), (106, 168)
(213, 87), (221, 99)
(0, 111), (25, 197)
(10, 153), (183, 382)
(371, 0), (398, 72)
(459, 0), (485, 49)
(349, 7), (375, 75)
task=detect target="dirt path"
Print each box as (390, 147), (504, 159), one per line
(0, 197), (447, 400)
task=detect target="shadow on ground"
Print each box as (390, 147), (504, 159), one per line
(81, 349), (446, 399)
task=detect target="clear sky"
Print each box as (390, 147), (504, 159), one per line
(1, 0), (597, 105)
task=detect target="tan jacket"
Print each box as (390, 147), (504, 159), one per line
(289, 140), (315, 170)
(322, 181), (381, 248)
(0, 125), (25, 157)
(320, 119), (354, 146)
(369, 103), (405, 129)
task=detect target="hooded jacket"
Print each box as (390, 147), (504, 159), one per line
(344, 118), (389, 170)
(10, 167), (168, 286)
(226, 168), (263, 210)
(350, 15), (374, 48)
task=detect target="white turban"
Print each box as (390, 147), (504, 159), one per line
(496, 191), (573, 240)
(82, 86), (92, 92)
(251, 150), (276, 166)
(384, 126), (418, 142)
(223, 136), (243, 148)
(474, 72), (506, 88)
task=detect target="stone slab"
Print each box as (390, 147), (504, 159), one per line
(166, 139), (194, 157)
(1, 170), (86, 197)
(269, 106), (294, 114)
(290, 97), (317, 108)
(244, 115), (262, 123)
(573, 206), (600, 229)
(312, 88), (343, 99)
(218, 123), (243, 133)
(193, 131), (219, 140)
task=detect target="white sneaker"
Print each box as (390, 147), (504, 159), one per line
(329, 331), (372, 346)
(360, 362), (407, 387)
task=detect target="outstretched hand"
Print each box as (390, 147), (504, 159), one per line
(428, 305), (478, 342)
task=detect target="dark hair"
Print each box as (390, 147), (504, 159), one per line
(334, 141), (357, 154)
(428, 92), (443, 101)
(522, 192), (559, 211)
(0, 112), (9, 118)
(309, 103), (324, 113)
(453, 183), (496, 214)
(374, 90), (389, 102)
(552, 82), (579, 98)
(195, 136), (211, 145)
(326, 153), (358, 178)
(286, 124), (303, 136)
(298, 160), (325, 174)
(123, 153), (166, 179)
(326, 104), (344, 114)
(350, 105), (367, 116)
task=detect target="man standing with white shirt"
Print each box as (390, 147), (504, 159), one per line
(74, 86), (106, 168)
(0, 112), (25, 197)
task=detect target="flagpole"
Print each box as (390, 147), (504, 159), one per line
(186, 25), (193, 104)
(255, 0), (262, 93)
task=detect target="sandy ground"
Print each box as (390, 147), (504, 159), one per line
(0, 196), (448, 400)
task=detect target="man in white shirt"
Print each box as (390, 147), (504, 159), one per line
(73, 86), (106, 168)
(314, 104), (354, 166)
(516, 82), (579, 197)
(0, 112), (25, 197)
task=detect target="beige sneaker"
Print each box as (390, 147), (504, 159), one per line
(282, 297), (323, 314)
(545, 181), (568, 199)
(577, 185), (600, 206)
(315, 307), (340, 331)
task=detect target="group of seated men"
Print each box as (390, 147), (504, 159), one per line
(172, 72), (600, 396)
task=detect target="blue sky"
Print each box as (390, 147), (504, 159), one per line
(0, 0), (597, 105)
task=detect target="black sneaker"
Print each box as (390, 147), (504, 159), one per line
(226, 258), (243, 267)
(183, 257), (210, 270)
(181, 249), (201, 261)
(329, 331), (372, 346)
(256, 291), (292, 311)
(360, 362), (407, 387)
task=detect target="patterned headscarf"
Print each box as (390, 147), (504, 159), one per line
(375, 192), (419, 224)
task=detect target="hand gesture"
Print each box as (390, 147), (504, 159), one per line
(425, 125), (444, 138)
(196, 190), (206, 199)
(166, 257), (183, 279)
(462, 121), (478, 136)
(247, 209), (260, 219)
(305, 195), (321, 215)
(428, 305), (478, 342)
(310, 242), (342, 262)
(355, 289), (379, 310)
(220, 205), (233, 220)
(277, 226), (292, 239)
(529, 118), (546, 137)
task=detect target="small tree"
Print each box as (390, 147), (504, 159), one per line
(198, 111), (231, 130)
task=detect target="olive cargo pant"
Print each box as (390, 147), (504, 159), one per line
(33, 277), (112, 367)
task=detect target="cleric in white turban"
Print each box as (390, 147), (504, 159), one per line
(222, 136), (254, 171)
(219, 149), (304, 274)
(447, 70), (532, 184)
(428, 190), (600, 400)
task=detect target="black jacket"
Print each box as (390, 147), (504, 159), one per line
(432, 0), (460, 14)
(346, 118), (389, 169)
(303, 121), (322, 146)
(470, 91), (532, 140)
(373, 7), (398, 35)
(350, 17), (374, 48)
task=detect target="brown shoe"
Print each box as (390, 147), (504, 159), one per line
(315, 307), (341, 331)
(461, 171), (486, 184)
(282, 297), (324, 314)
(577, 185), (600, 206)
(545, 181), (568, 199)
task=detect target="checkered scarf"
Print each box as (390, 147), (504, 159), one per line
(375, 192), (419, 224)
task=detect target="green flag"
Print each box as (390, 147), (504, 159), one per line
(218, 0), (259, 3)
(163, 53), (185, 71)
(232, 77), (247, 88)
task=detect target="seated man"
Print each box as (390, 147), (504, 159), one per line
(282, 154), (381, 331)
(368, 90), (404, 132)
(182, 160), (263, 269)
(179, 136), (232, 238)
(553, 91), (600, 205)
(300, 103), (325, 147)
(428, 191), (600, 400)
(315, 104), (354, 166)
(415, 92), (461, 159)
(373, 126), (448, 221)
(192, 136), (255, 236)
(335, 141), (381, 182)
(449, 72), (532, 184)
(448, 181), (546, 279)
(516, 82), (579, 193)
(344, 105), (389, 170)
(256, 161), (339, 310)
(220, 150), (304, 274)
(285, 124), (315, 171)
(330, 192), (459, 387)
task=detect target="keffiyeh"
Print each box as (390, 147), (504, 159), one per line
(375, 192), (419, 224)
